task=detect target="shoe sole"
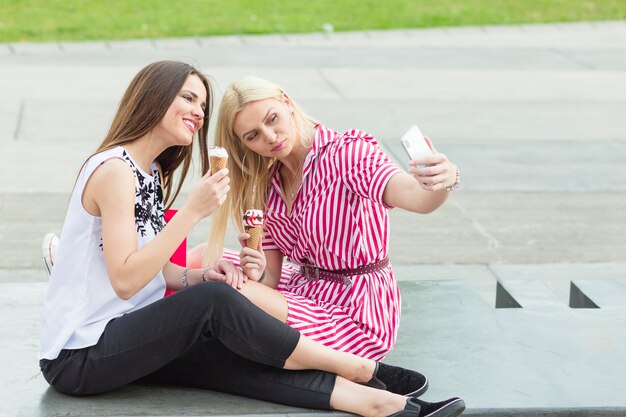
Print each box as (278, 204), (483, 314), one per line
(41, 233), (57, 276)
(423, 398), (466, 417)
(405, 378), (429, 397)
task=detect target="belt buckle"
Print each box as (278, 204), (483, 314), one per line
(302, 264), (320, 281)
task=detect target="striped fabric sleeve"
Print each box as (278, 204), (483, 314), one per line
(338, 132), (402, 207)
(261, 228), (280, 251)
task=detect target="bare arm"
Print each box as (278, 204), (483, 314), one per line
(262, 249), (284, 289)
(383, 140), (458, 213)
(163, 259), (246, 290)
(163, 261), (208, 290)
(87, 159), (230, 300)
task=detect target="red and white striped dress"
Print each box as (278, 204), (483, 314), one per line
(265, 124), (402, 360)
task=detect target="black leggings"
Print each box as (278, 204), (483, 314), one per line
(40, 281), (335, 409)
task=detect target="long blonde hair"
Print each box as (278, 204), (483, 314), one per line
(204, 76), (317, 265)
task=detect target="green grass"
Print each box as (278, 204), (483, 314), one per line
(1, 0), (625, 42)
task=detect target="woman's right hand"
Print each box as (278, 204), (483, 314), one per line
(183, 168), (230, 220)
(238, 233), (266, 282)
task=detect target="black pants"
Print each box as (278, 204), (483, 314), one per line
(40, 282), (335, 409)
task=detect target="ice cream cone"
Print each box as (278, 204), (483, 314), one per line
(245, 225), (263, 250)
(209, 147), (228, 175)
(243, 209), (264, 250)
(210, 157), (227, 175)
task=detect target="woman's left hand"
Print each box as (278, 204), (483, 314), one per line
(408, 136), (457, 192)
(213, 259), (247, 289)
(237, 233), (267, 282)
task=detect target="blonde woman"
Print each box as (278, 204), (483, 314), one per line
(190, 76), (459, 396)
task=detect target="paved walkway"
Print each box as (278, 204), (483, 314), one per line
(1, 21), (625, 417)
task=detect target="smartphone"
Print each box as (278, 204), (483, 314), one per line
(400, 125), (433, 165)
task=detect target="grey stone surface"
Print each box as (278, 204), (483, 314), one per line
(304, 100), (626, 141)
(384, 280), (626, 409)
(0, 100), (20, 141)
(17, 99), (117, 142)
(9, 42), (63, 54)
(3, 278), (626, 416)
(382, 139), (626, 191)
(1, 21), (625, 417)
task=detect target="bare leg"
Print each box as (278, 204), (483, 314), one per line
(280, 329), (376, 384)
(187, 245), (289, 322)
(186, 243), (206, 268)
(188, 247), (375, 384)
(238, 280), (289, 322)
(331, 377), (407, 417)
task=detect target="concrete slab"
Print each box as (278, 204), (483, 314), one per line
(0, 44), (14, 55)
(16, 99), (116, 142)
(0, 141), (95, 193)
(196, 35), (244, 46)
(152, 38), (204, 50)
(4, 278), (626, 416)
(4, 38), (626, 72)
(382, 139), (626, 192)
(445, 193), (626, 264)
(322, 68), (626, 101)
(490, 263), (626, 306)
(570, 279), (626, 308)
(281, 32), (333, 45)
(402, 21), (626, 49)
(496, 279), (566, 309)
(107, 39), (157, 51)
(240, 33), (291, 46)
(489, 263), (626, 281)
(558, 49), (626, 70)
(385, 280), (626, 408)
(0, 66), (135, 99)
(0, 268), (46, 283)
(0, 101), (21, 142)
(385, 192), (626, 265)
(10, 42), (63, 55)
(298, 100), (626, 141)
(59, 41), (111, 53)
(392, 264), (497, 306)
(270, 22), (626, 49)
(200, 68), (342, 100)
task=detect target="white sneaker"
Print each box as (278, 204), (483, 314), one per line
(41, 233), (59, 276)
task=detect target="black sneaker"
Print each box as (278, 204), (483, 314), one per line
(387, 397), (465, 417)
(366, 362), (429, 397)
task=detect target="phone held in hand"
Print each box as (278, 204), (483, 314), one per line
(400, 125), (432, 167)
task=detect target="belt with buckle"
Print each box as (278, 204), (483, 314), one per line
(297, 257), (390, 285)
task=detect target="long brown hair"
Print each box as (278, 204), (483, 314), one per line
(204, 76), (317, 265)
(95, 60), (213, 209)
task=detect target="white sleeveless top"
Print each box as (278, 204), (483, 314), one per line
(39, 146), (167, 360)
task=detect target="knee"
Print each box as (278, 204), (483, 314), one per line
(187, 282), (256, 324)
(192, 281), (241, 304)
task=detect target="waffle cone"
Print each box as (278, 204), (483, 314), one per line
(210, 156), (228, 175)
(245, 226), (263, 250)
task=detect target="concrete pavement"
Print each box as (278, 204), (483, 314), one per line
(1, 21), (625, 417)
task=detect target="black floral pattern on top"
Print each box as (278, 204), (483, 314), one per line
(122, 150), (165, 237)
